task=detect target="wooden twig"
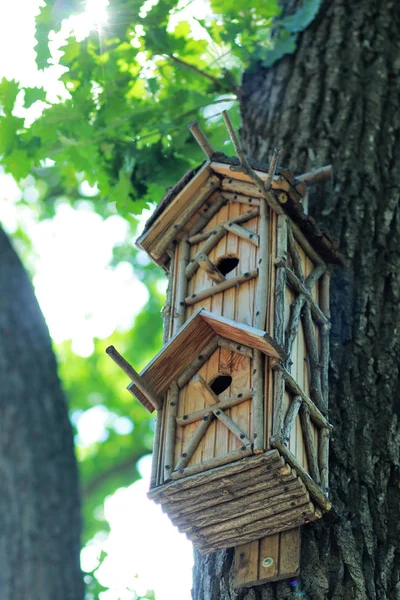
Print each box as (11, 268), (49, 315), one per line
(264, 148), (281, 191)
(297, 165), (332, 185)
(274, 214), (288, 346)
(197, 253), (226, 283)
(171, 446), (253, 480)
(174, 478), (301, 526)
(299, 404), (321, 484)
(222, 222), (259, 246)
(320, 325), (330, 411)
(174, 414), (213, 472)
(221, 110), (283, 215)
(287, 224), (304, 281)
(148, 449), (281, 500)
(270, 436), (331, 511)
(222, 191), (261, 207)
(320, 270), (330, 318)
(274, 363), (332, 430)
(285, 266), (329, 326)
(217, 338), (253, 358)
(175, 235), (190, 330)
(283, 395), (302, 443)
(290, 221), (325, 266)
(151, 174), (220, 259)
(166, 461), (291, 515)
(318, 428), (330, 495)
(186, 227), (226, 279)
(187, 193), (227, 237)
(188, 121), (215, 158)
(285, 295), (305, 368)
(253, 350), (264, 452)
(187, 208), (259, 245)
(176, 389), (252, 426)
(162, 249), (174, 344)
(106, 345), (161, 410)
(197, 502), (319, 554)
(164, 383), (179, 481)
(177, 337), (219, 389)
(185, 269), (258, 305)
(150, 409), (162, 489)
(255, 197), (269, 330)
(184, 489), (309, 536)
(272, 368), (285, 437)
(302, 305), (324, 411)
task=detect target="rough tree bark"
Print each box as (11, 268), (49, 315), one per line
(0, 228), (84, 600)
(193, 0), (400, 598)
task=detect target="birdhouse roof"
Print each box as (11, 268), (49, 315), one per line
(136, 155), (343, 267)
(128, 307), (284, 412)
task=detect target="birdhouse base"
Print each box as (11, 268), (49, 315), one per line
(148, 449), (321, 554)
(234, 527), (300, 588)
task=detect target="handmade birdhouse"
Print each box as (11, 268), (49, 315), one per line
(107, 116), (343, 587)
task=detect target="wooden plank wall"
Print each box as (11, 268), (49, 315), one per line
(172, 351), (253, 474)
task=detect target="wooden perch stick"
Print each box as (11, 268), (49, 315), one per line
(297, 165), (332, 185)
(188, 121), (215, 158)
(105, 345), (161, 410)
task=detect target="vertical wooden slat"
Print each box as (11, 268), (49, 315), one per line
(234, 540), (259, 587)
(164, 383), (179, 481)
(279, 528), (301, 578)
(259, 534), (280, 580)
(253, 349), (264, 452)
(299, 404), (321, 485)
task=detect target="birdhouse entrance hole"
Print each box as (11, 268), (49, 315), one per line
(209, 374), (232, 395)
(216, 254), (239, 276)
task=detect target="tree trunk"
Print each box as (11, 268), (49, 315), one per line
(193, 0), (400, 598)
(0, 228), (83, 600)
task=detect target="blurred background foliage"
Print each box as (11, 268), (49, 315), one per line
(0, 0), (321, 597)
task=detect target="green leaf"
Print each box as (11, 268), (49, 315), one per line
(0, 78), (20, 115)
(23, 87), (47, 108)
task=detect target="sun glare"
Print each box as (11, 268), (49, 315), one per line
(67, 0), (109, 41)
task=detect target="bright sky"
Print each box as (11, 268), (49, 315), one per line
(0, 2), (194, 599)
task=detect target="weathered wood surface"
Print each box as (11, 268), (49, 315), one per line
(234, 528), (300, 588)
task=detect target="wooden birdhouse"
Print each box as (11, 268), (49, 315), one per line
(107, 115), (343, 587)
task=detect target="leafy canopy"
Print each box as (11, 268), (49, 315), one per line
(1, 0), (321, 218)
